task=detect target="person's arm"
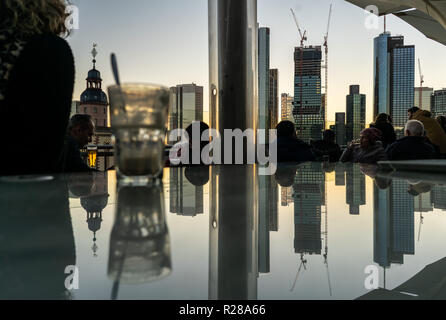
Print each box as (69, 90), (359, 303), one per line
(340, 143), (355, 163)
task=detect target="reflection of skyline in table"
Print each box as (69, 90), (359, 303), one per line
(374, 178), (415, 277)
(346, 164), (366, 215)
(169, 167), (204, 217)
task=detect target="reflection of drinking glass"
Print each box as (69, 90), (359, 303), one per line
(108, 84), (170, 184)
(108, 183), (171, 299)
(87, 145), (98, 169)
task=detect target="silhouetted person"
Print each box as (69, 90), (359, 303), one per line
(437, 116), (446, 135)
(0, 0), (75, 176)
(408, 107), (446, 154)
(185, 121), (210, 166)
(311, 129), (342, 162)
(61, 114), (97, 172)
(276, 121), (315, 163)
(386, 120), (437, 161)
(370, 113), (396, 148)
(274, 164), (299, 187)
(340, 128), (388, 164)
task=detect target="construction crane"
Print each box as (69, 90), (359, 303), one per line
(323, 4), (333, 129)
(418, 59), (425, 109)
(291, 8), (307, 136)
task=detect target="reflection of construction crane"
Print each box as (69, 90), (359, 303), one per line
(322, 4), (333, 129)
(290, 253), (307, 292)
(290, 8), (307, 136)
(418, 59), (425, 109)
(322, 173), (333, 297)
(418, 194), (424, 242)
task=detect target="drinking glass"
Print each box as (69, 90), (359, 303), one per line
(87, 145), (98, 168)
(108, 84), (169, 184)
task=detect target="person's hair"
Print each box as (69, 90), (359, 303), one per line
(276, 121), (295, 138)
(407, 107), (420, 115)
(361, 128), (382, 145)
(68, 114), (93, 132)
(405, 120), (425, 137)
(0, 0), (69, 37)
(375, 113), (390, 123)
(323, 129), (335, 142)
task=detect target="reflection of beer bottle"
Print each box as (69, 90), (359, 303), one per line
(87, 146), (98, 168)
(108, 183), (171, 287)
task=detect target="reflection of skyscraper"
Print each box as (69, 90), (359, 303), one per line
(414, 191), (433, 213)
(346, 164), (366, 215)
(432, 184), (446, 210)
(374, 179), (414, 269)
(335, 163), (346, 186)
(168, 84), (204, 137)
(281, 186), (294, 206)
(293, 46), (324, 143)
(346, 85), (366, 143)
(293, 163), (324, 255)
(269, 176), (279, 232)
(169, 167), (203, 217)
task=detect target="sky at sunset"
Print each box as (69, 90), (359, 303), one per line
(68, 0), (446, 125)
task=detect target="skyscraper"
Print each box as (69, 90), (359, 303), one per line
(269, 69), (279, 130)
(334, 112), (346, 146)
(169, 167), (204, 217)
(168, 83), (203, 138)
(281, 93), (293, 121)
(346, 85), (366, 143)
(293, 46), (324, 143)
(258, 27), (270, 145)
(432, 89), (446, 118)
(374, 33), (415, 132)
(414, 87), (433, 111)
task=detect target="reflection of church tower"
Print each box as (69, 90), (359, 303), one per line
(80, 44), (109, 129)
(80, 173), (109, 257)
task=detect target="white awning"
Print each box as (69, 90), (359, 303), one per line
(345, 0), (446, 45)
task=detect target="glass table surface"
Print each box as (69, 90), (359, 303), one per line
(1, 163), (446, 300)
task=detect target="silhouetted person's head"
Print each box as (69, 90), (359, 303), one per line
(68, 114), (95, 148)
(1, 0), (70, 37)
(323, 129), (336, 143)
(275, 164), (298, 187)
(407, 107), (420, 120)
(360, 128), (382, 149)
(276, 121), (296, 139)
(185, 121), (210, 147)
(405, 120), (425, 137)
(375, 113), (391, 123)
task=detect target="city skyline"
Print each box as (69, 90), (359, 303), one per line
(67, 0), (446, 126)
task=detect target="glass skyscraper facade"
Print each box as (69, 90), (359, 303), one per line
(269, 68), (279, 130)
(432, 89), (446, 118)
(414, 87), (433, 111)
(374, 33), (415, 132)
(346, 85), (366, 143)
(391, 46), (415, 130)
(293, 46), (324, 143)
(281, 93), (293, 121)
(168, 83), (203, 138)
(258, 27), (270, 145)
